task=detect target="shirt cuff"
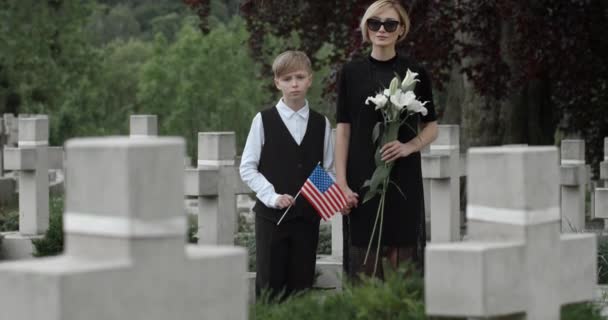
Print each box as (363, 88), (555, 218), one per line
(259, 193), (281, 209)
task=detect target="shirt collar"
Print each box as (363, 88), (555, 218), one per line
(276, 99), (309, 120)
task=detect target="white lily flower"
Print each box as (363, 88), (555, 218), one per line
(365, 93), (388, 110)
(406, 99), (429, 116)
(390, 90), (416, 110)
(401, 69), (420, 91)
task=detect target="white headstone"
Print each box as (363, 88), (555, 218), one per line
(315, 128), (343, 290)
(3, 116), (49, 235)
(600, 137), (608, 184)
(560, 139), (586, 232)
(185, 132), (249, 245)
(425, 146), (596, 319)
(129, 114), (158, 137)
(0, 136), (248, 320)
(423, 125), (461, 242)
(595, 188), (608, 224)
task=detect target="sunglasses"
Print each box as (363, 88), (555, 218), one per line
(367, 18), (401, 33)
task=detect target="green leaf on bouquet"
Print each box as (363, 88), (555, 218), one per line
(362, 189), (378, 204)
(389, 180), (407, 201)
(372, 122), (381, 144)
(362, 179), (371, 189)
(374, 147), (382, 166)
(385, 122), (400, 142)
(362, 166), (391, 204)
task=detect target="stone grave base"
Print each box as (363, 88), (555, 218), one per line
(0, 232), (42, 260)
(315, 255), (343, 290)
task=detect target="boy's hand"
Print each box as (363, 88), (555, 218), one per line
(275, 194), (295, 209)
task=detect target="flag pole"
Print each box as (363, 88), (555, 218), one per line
(276, 190), (302, 226)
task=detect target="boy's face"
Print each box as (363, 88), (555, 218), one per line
(274, 69), (312, 101)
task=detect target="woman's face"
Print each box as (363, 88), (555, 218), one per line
(366, 7), (403, 48)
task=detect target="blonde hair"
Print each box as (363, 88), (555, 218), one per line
(272, 50), (312, 78)
(360, 0), (410, 43)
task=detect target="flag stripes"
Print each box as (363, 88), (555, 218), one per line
(300, 165), (347, 221)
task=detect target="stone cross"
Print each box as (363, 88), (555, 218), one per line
(593, 137), (608, 227)
(316, 214), (344, 289)
(3, 113), (18, 147)
(595, 188), (608, 228)
(560, 139), (587, 232)
(312, 128), (343, 289)
(0, 136), (248, 320)
(425, 146), (596, 319)
(185, 132), (250, 245)
(1, 115), (67, 259)
(129, 114), (158, 137)
(423, 125), (461, 242)
(601, 137), (608, 186)
(3, 116), (49, 235)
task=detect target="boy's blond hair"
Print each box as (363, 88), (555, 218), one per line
(272, 51), (312, 78)
(360, 0), (411, 43)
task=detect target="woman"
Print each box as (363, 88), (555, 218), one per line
(335, 0), (438, 279)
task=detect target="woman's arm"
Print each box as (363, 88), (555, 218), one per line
(380, 120), (438, 162)
(335, 123), (350, 188)
(335, 123), (359, 212)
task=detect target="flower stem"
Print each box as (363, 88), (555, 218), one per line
(373, 178), (388, 277)
(363, 191), (383, 266)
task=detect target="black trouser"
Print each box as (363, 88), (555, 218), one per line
(255, 215), (320, 300)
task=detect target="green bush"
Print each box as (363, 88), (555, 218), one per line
(187, 213), (198, 244)
(598, 236), (608, 284)
(0, 208), (19, 232)
(561, 302), (604, 320)
(253, 267), (425, 320)
(32, 197), (64, 257)
(253, 265), (605, 320)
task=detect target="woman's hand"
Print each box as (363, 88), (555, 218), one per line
(338, 183), (359, 215)
(275, 194), (295, 209)
(380, 140), (416, 163)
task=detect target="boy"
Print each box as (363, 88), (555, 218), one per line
(239, 50), (334, 299)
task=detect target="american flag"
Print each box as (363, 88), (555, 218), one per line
(300, 164), (347, 221)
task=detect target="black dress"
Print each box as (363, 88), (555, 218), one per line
(336, 54), (437, 251)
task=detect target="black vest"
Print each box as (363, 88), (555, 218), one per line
(253, 106), (325, 223)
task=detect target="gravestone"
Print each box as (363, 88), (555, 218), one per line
(0, 136), (248, 319)
(560, 139), (587, 232)
(129, 115), (158, 137)
(425, 146), (596, 319)
(601, 137), (608, 186)
(315, 214), (344, 289)
(423, 125), (460, 242)
(593, 137), (608, 228)
(185, 132), (249, 245)
(1, 116), (49, 259)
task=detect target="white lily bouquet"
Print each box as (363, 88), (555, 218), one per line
(362, 69), (428, 273)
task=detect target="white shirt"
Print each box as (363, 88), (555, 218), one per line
(239, 99), (335, 209)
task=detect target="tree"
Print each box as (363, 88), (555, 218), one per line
(137, 17), (269, 156)
(182, 0), (211, 33)
(0, 0), (97, 132)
